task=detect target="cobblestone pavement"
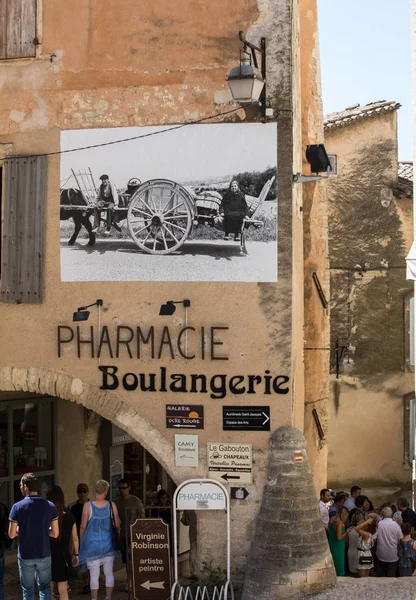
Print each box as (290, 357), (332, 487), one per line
(310, 577), (416, 600)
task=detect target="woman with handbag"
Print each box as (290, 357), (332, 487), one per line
(46, 486), (79, 600)
(79, 480), (121, 600)
(354, 514), (378, 577)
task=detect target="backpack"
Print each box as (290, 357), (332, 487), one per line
(398, 539), (415, 571)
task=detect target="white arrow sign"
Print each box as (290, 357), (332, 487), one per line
(173, 424), (197, 428)
(262, 412), (270, 426)
(140, 581), (165, 590)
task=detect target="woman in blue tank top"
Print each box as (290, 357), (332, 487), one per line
(79, 480), (121, 600)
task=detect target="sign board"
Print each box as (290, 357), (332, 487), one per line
(222, 406), (270, 431)
(230, 487), (250, 501)
(112, 424), (134, 446)
(207, 442), (252, 484)
(131, 519), (171, 600)
(175, 434), (199, 467)
(166, 404), (204, 429)
(176, 481), (226, 510)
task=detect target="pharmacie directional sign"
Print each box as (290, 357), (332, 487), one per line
(130, 518), (171, 600)
(166, 404), (204, 429)
(222, 406), (270, 431)
(176, 481), (227, 510)
(207, 442), (252, 484)
(175, 434), (199, 467)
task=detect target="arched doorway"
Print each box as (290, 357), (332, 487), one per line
(0, 366), (196, 575)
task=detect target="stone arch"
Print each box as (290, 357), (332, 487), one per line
(0, 365), (202, 482)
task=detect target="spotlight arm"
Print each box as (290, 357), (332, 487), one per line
(77, 299), (103, 311)
(167, 299), (191, 307)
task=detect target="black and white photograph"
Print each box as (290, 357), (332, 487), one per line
(60, 123), (277, 282)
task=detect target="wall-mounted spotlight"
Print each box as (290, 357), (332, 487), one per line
(159, 299), (191, 316)
(73, 299), (103, 322)
(226, 31), (269, 121)
(293, 144), (333, 183)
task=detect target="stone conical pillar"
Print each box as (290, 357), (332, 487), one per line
(242, 427), (336, 599)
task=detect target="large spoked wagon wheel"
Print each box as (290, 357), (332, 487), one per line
(127, 179), (194, 255)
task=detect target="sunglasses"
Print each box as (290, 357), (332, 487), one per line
(78, 489), (88, 494)
(119, 486), (129, 490)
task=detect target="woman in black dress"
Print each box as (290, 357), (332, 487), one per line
(220, 180), (249, 241)
(46, 486), (79, 600)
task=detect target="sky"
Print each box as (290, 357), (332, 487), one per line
(318, 0), (412, 160)
(61, 123), (277, 189)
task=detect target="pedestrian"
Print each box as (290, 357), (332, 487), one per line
(355, 495), (372, 515)
(318, 488), (331, 531)
(396, 498), (416, 530)
(376, 506), (403, 577)
(328, 507), (351, 575)
(220, 180), (248, 241)
(68, 483), (90, 594)
(354, 514), (377, 577)
(347, 510), (365, 577)
(46, 486), (79, 600)
(8, 473), (59, 600)
(329, 494), (346, 518)
(398, 522), (416, 576)
(0, 500), (11, 600)
(344, 486), (361, 511)
(68, 483), (90, 537)
(115, 478), (144, 590)
(92, 175), (119, 234)
(79, 480), (121, 600)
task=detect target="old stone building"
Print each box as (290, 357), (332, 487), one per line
(0, 0), (332, 590)
(324, 101), (414, 500)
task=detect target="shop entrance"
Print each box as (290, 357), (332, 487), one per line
(103, 423), (175, 506)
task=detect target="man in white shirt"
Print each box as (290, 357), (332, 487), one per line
(344, 485), (361, 511)
(376, 507), (403, 577)
(318, 488), (332, 530)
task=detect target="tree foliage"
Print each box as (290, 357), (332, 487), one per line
(232, 166), (277, 200)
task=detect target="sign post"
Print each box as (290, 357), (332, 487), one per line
(170, 479), (233, 600)
(130, 519), (171, 600)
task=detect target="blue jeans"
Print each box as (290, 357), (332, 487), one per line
(0, 556), (4, 600)
(18, 556), (52, 600)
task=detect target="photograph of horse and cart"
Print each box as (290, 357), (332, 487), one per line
(60, 123), (278, 282)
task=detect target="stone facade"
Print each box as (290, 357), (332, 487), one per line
(325, 103), (414, 495)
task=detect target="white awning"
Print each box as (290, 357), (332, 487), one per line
(406, 240), (416, 280)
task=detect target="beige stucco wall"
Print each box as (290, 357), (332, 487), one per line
(325, 110), (414, 491)
(0, 0), (319, 579)
(327, 374), (413, 489)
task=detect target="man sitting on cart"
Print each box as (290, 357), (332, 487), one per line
(92, 174), (119, 234)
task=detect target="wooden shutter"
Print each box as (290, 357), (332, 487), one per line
(1, 155), (47, 303)
(0, 0), (37, 60)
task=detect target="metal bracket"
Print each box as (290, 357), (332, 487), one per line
(293, 166), (331, 183)
(312, 272), (328, 309)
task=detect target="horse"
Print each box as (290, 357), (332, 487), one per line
(60, 188), (96, 246)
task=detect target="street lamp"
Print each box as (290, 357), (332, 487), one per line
(226, 31), (266, 120)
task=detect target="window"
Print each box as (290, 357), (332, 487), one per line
(0, 397), (56, 506)
(0, 0), (37, 60)
(1, 156), (47, 303)
(328, 155), (338, 175)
